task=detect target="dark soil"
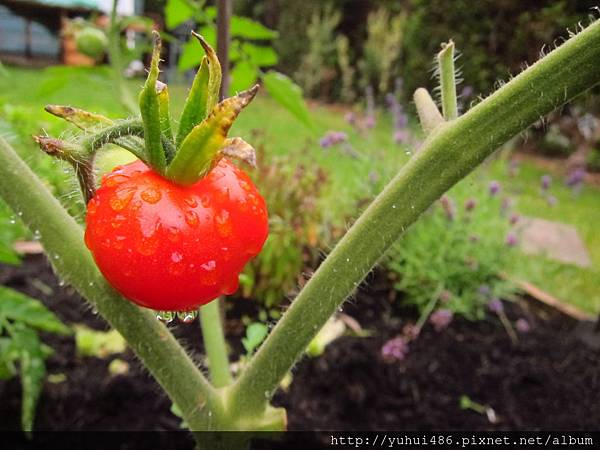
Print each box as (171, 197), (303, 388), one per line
(1, 255), (599, 446)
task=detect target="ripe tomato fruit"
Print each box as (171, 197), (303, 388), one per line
(84, 158), (268, 311)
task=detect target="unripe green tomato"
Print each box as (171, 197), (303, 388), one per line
(75, 28), (108, 59)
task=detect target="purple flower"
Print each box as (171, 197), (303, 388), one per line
(344, 112), (356, 125)
(546, 195), (558, 206)
(430, 309), (454, 332)
(464, 198), (477, 212)
(440, 195), (456, 221)
(516, 318), (531, 333)
(488, 298), (504, 314)
(319, 131), (348, 148)
(381, 336), (409, 362)
(505, 232), (518, 247)
(478, 285), (491, 297)
(393, 129), (409, 144)
(566, 167), (586, 187)
(509, 213), (520, 225)
(489, 181), (501, 196)
(541, 174), (552, 191)
(460, 85), (474, 99)
(364, 115), (376, 129)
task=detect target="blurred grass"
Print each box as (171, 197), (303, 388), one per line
(0, 64), (598, 313)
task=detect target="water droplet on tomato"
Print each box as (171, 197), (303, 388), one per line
(177, 310), (197, 323)
(105, 174), (130, 187)
(113, 235), (126, 250)
(111, 214), (127, 228)
(135, 237), (158, 256)
(200, 195), (211, 208)
(215, 210), (232, 237)
(184, 196), (198, 207)
(109, 186), (136, 211)
(156, 310), (175, 323)
(185, 210), (199, 227)
(199, 260), (217, 286)
(167, 226), (180, 242)
(141, 187), (161, 204)
(171, 252), (183, 263)
(239, 179), (250, 191)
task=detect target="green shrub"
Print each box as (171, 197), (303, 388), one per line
(386, 176), (518, 320)
(241, 157), (328, 309)
(358, 8), (405, 97)
(294, 4), (341, 98)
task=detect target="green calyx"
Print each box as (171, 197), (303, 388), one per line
(37, 30), (259, 201)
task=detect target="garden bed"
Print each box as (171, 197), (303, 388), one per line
(1, 255), (599, 447)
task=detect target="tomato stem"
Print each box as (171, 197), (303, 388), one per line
(199, 298), (233, 388)
(227, 19), (600, 417)
(437, 40), (458, 120)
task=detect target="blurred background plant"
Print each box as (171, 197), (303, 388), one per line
(385, 176), (519, 322)
(240, 156), (327, 311)
(295, 4), (340, 99)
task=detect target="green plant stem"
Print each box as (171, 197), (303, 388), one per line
(108, 0), (137, 114)
(0, 136), (219, 431)
(414, 88), (444, 134)
(199, 299), (232, 388)
(437, 40), (458, 120)
(228, 19), (600, 416)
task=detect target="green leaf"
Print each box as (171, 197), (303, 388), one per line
(242, 322), (268, 355)
(262, 71), (315, 131)
(0, 286), (70, 335)
(230, 16), (278, 40)
(242, 43), (278, 67)
(0, 240), (20, 265)
(165, 0), (198, 29)
(229, 61), (258, 96)
(139, 33), (167, 173)
(74, 325), (126, 358)
(11, 325), (46, 434)
(0, 337), (16, 380)
(177, 57), (210, 146)
(177, 26), (216, 71)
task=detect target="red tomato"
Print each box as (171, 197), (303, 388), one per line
(84, 159), (268, 311)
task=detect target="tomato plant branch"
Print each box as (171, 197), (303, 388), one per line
(0, 136), (219, 430)
(199, 299), (232, 388)
(228, 19), (600, 416)
(437, 41), (458, 120)
(413, 87), (444, 134)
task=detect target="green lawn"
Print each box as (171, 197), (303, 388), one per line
(1, 64), (598, 313)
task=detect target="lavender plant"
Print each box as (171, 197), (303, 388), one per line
(0, 15), (599, 450)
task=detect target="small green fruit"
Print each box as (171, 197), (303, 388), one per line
(75, 28), (108, 59)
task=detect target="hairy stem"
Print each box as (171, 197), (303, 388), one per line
(0, 137), (218, 430)
(199, 299), (232, 388)
(437, 40), (458, 120)
(414, 88), (444, 134)
(229, 19), (600, 416)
